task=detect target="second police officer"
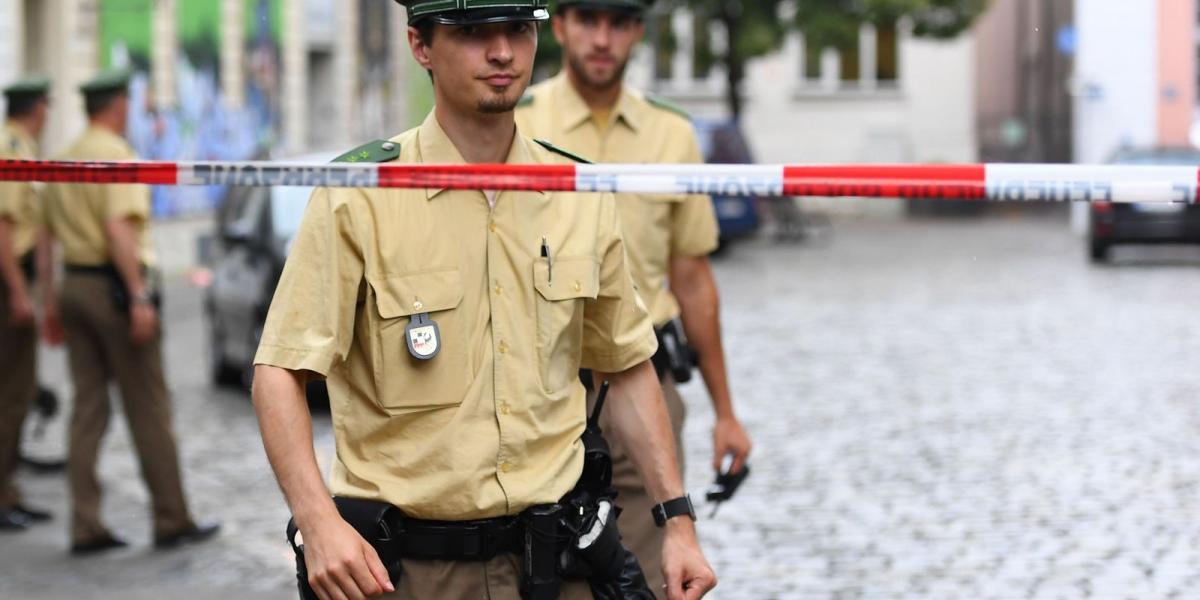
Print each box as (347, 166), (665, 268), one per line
(250, 1), (717, 599)
(42, 69), (220, 554)
(515, 1), (753, 594)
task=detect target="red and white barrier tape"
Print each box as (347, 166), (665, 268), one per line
(2, 160), (1197, 203)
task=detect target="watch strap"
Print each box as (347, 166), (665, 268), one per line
(651, 495), (696, 527)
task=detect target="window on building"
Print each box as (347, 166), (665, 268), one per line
(875, 21), (898, 82)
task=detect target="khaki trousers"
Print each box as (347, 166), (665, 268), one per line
(382, 554), (592, 599)
(0, 283), (37, 511)
(60, 272), (192, 542)
(591, 373), (687, 600)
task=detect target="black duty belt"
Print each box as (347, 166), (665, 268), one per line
(64, 263), (120, 276)
(388, 513), (524, 561)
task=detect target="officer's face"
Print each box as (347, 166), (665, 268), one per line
(554, 8), (644, 90)
(409, 21), (538, 115)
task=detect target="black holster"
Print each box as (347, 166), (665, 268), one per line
(288, 498), (404, 600)
(651, 320), (696, 384)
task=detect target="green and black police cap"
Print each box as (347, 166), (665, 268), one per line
(396, 0), (550, 25)
(3, 74), (51, 101)
(554, 0), (653, 14)
(78, 68), (132, 96)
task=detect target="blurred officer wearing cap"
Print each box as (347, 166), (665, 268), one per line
(251, 1), (716, 598)
(516, 1), (752, 594)
(42, 68), (219, 555)
(0, 75), (56, 531)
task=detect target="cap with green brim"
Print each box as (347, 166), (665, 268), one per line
(3, 75), (51, 99)
(78, 68), (132, 96)
(396, 0), (549, 25)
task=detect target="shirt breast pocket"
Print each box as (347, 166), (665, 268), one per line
(533, 257), (598, 393)
(367, 269), (469, 413)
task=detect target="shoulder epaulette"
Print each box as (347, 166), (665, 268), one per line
(517, 94), (535, 108)
(534, 139), (593, 164)
(645, 94), (691, 120)
(332, 140), (401, 163)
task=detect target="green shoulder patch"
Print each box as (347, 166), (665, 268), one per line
(534, 139), (593, 164)
(517, 94), (535, 108)
(645, 94), (690, 120)
(332, 140), (401, 163)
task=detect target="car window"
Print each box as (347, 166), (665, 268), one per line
(270, 187), (313, 241)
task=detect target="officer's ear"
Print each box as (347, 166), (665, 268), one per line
(408, 25), (435, 73)
(551, 10), (567, 45)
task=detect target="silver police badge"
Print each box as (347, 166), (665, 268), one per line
(405, 313), (441, 361)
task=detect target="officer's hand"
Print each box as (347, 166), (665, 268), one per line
(129, 303), (158, 345)
(661, 519), (717, 600)
(8, 290), (34, 326)
(712, 416), (752, 475)
(303, 517), (394, 600)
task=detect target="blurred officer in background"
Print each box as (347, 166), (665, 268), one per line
(42, 68), (219, 555)
(0, 75), (56, 531)
(516, 1), (752, 594)
(251, 0), (716, 598)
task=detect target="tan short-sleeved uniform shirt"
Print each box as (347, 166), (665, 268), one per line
(0, 121), (41, 257)
(254, 113), (658, 521)
(516, 74), (719, 326)
(43, 126), (154, 267)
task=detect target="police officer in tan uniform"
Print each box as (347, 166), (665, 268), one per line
(251, 1), (717, 599)
(515, 1), (753, 594)
(42, 68), (219, 554)
(0, 75), (56, 531)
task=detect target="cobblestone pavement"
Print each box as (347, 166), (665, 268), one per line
(5, 213), (1200, 599)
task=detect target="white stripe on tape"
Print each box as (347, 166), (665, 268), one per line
(576, 164), (785, 195)
(985, 164), (1197, 204)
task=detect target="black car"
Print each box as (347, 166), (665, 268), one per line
(204, 176), (325, 400)
(1089, 148), (1200, 262)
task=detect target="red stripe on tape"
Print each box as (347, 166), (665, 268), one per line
(0, 159), (178, 185)
(782, 165), (986, 199)
(377, 164), (577, 191)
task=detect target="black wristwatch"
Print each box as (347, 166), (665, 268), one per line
(651, 495), (696, 527)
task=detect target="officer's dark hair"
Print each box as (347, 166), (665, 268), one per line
(5, 93), (46, 119)
(85, 89), (126, 118)
(415, 19), (436, 47)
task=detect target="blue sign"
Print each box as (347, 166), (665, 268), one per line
(1056, 26), (1077, 56)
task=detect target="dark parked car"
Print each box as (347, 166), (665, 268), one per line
(693, 119), (763, 244)
(203, 156), (330, 404)
(1089, 148), (1200, 262)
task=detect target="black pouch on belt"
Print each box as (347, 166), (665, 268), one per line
(287, 497), (404, 600)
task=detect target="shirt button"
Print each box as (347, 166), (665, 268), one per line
(500, 461), (513, 473)
(498, 341), (508, 354)
(413, 300), (424, 311)
(489, 221), (497, 233)
(499, 403), (511, 415)
(494, 284), (503, 296)
(573, 281), (582, 293)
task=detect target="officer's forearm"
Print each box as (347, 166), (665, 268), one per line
(670, 255), (736, 420)
(104, 217), (146, 296)
(0, 219), (29, 298)
(595, 361), (685, 503)
(35, 228), (56, 303)
(251, 365), (339, 530)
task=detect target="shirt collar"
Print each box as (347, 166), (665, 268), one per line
(416, 111), (545, 200)
(552, 73), (641, 135)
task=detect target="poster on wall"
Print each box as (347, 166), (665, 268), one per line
(99, 0), (284, 217)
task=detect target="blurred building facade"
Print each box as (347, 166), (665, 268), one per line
(632, 4), (977, 215)
(0, 0), (419, 216)
(973, 0), (1073, 164)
